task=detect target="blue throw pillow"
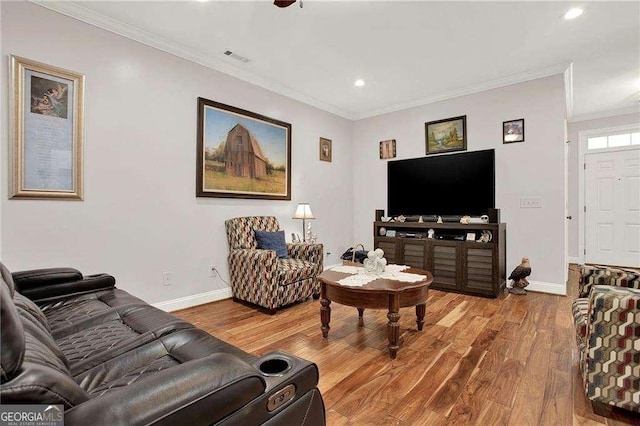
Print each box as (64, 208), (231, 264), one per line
(254, 230), (288, 259)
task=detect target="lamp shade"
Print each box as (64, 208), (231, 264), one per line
(293, 203), (315, 220)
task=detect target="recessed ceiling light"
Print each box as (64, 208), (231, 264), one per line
(564, 8), (583, 20)
(354, 79), (365, 87)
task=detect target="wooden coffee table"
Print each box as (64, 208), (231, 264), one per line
(318, 267), (433, 359)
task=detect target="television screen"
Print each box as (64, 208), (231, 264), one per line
(387, 149), (495, 217)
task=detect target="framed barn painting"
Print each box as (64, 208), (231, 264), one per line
(425, 115), (467, 155)
(196, 97), (291, 200)
(10, 55), (84, 200)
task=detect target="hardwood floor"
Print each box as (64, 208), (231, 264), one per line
(173, 265), (640, 425)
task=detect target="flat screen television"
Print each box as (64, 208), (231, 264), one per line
(387, 149), (495, 217)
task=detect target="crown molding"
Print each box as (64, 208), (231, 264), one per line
(30, 1), (574, 123)
(352, 61), (573, 120)
(29, 0), (356, 120)
(569, 105), (640, 123)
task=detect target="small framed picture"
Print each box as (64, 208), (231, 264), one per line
(386, 230), (396, 237)
(466, 232), (476, 241)
(503, 118), (524, 143)
(379, 139), (396, 159)
(319, 137), (332, 162)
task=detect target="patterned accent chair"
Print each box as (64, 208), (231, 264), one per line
(225, 216), (324, 314)
(571, 264), (640, 415)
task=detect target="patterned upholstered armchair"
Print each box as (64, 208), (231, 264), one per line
(571, 264), (640, 415)
(225, 216), (324, 314)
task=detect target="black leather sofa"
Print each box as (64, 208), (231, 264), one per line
(0, 261), (325, 425)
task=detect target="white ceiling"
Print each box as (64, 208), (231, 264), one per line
(36, 0), (640, 121)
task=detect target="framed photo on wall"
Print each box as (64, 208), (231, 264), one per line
(503, 118), (524, 143)
(379, 139), (396, 159)
(425, 115), (467, 155)
(196, 97), (292, 200)
(319, 137), (332, 162)
(10, 55), (84, 199)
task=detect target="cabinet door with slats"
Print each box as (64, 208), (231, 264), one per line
(464, 247), (495, 295)
(430, 242), (460, 291)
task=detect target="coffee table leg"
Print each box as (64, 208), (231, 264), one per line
(416, 303), (426, 331)
(387, 296), (400, 359)
(320, 298), (331, 338)
(357, 307), (364, 326)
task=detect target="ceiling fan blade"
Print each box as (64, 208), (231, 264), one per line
(274, 0), (296, 7)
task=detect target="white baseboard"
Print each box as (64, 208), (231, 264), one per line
(523, 280), (567, 296)
(152, 287), (232, 312)
(568, 256), (580, 265)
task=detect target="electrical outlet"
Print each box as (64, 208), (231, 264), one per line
(209, 265), (217, 278)
(162, 271), (172, 286)
(520, 196), (543, 208)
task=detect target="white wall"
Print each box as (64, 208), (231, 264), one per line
(352, 76), (568, 293)
(566, 112), (640, 261)
(1, 1), (571, 302)
(0, 1), (354, 304)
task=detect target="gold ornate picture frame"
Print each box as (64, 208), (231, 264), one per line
(10, 55), (84, 200)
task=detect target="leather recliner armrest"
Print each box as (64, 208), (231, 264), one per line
(64, 353), (266, 426)
(13, 268), (115, 302)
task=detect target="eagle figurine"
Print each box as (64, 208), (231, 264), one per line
(508, 257), (531, 295)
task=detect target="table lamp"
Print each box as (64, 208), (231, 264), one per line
(293, 203), (315, 242)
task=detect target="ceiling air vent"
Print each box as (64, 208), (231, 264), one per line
(224, 50), (250, 64)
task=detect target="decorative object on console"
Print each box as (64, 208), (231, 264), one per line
(418, 216), (424, 223)
(196, 97), (291, 200)
(508, 257), (531, 295)
(375, 209), (384, 221)
(466, 232), (476, 241)
(427, 229), (435, 239)
(10, 55), (84, 200)
(379, 227), (387, 236)
(481, 215), (489, 223)
(319, 137), (332, 162)
(437, 216), (443, 224)
(425, 115), (467, 155)
(503, 118), (524, 143)
(460, 215), (471, 224)
(386, 230), (396, 237)
(379, 139), (397, 159)
(363, 249), (387, 274)
(478, 230), (492, 243)
(395, 215), (406, 222)
(293, 203), (315, 242)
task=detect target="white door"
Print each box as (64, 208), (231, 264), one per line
(585, 148), (640, 267)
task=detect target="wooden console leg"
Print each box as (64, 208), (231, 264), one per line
(387, 296), (401, 359)
(357, 307), (364, 326)
(320, 298), (331, 338)
(416, 303), (426, 331)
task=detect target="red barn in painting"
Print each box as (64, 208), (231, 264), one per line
(224, 124), (267, 178)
